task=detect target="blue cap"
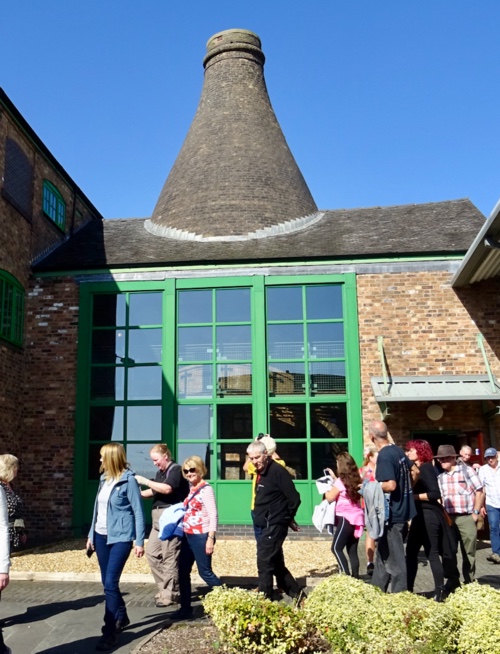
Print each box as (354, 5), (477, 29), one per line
(484, 447), (498, 458)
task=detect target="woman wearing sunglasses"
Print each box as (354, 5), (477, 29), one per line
(172, 456), (221, 620)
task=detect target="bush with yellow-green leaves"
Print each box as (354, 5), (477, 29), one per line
(203, 578), (500, 654)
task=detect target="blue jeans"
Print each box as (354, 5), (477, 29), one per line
(179, 533), (221, 610)
(94, 533), (132, 636)
(486, 505), (500, 555)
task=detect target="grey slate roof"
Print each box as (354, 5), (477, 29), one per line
(34, 198), (485, 272)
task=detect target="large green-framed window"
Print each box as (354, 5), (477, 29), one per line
(75, 274), (361, 527)
(0, 270), (24, 347)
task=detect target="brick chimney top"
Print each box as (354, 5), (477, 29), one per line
(145, 29), (319, 242)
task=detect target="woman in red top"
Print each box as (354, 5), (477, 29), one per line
(173, 456), (221, 620)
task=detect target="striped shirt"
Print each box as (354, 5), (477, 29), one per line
(438, 463), (482, 515)
(182, 483), (218, 535)
(479, 463), (500, 509)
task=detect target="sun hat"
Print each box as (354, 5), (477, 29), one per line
(434, 444), (458, 459)
(484, 447), (498, 458)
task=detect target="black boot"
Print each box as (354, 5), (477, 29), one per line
(432, 586), (447, 602)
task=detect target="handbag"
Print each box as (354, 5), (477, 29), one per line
(312, 498), (336, 534)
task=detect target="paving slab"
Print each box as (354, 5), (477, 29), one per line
(0, 539), (499, 653)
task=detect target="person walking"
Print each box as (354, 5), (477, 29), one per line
(0, 455), (26, 551)
(369, 420), (416, 593)
(359, 446), (378, 575)
(325, 452), (364, 578)
(243, 434), (286, 541)
(247, 440), (303, 602)
(478, 447), (500, 564)
(436, 444), (483, 584)
(135, 444), (189, 606)
(173, 456), (221, 620)
(87, 443), (145, 651)
(0, 484), (12, 654)
(405, 439), (455, 601)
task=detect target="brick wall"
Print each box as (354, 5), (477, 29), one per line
(20, 276), (80, 539)
(357, 272), (500, 445)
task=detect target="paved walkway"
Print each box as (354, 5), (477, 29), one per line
(0, 540), (499, 653)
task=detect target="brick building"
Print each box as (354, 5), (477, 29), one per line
(1, 29), (499, 540)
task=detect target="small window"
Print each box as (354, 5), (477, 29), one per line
(43, 180), (66, 230)
(0, 270), (24, 347)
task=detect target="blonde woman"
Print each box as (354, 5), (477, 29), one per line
(0, 454), (26, 551)
(173, 455), (221, 620)
(87, 443), (145, 651)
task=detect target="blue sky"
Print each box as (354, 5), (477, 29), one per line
(2, 1), (499, 219)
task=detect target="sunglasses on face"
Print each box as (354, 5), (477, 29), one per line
(183, 467), (197, 474)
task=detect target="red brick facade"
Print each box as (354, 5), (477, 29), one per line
(358, 272), (500, 445)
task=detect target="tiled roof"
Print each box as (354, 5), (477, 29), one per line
(34, 198), (485, 272)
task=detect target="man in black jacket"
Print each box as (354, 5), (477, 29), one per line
(246, 440), (302, 600)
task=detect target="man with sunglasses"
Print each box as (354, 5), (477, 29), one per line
(246, 440), (304, 602)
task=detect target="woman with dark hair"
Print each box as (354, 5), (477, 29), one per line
(325, 452), (364, 577)
(405, 439), (449, 601)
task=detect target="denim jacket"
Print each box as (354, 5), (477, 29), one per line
(88, 469), (145, 546)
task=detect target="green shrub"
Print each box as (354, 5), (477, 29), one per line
(202, 586), (328, 654)
(445, 582), (500, 654)
(303, 575), (455, 654)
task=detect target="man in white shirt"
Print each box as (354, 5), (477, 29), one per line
(479, 447), (500, 564)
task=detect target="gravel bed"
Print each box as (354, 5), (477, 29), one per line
(11, 538), (336, 578)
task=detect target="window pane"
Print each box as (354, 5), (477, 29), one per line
(89, 406), (124, 441)
(310, 361), (346, 394)
(310, 404), (348, 439)
(269, 363), (305, 395)
(126, 444), (158, 478)
(273, 442), (308, 479)
(216, 288), (250, 322)
(306, 286), (343, 320)
(88, 443), (106, 480)
(310, 441), (348, 480)
(178, 326), (212, 361)
(307, 323), (344, 358)
(269, 404), (306, 439)
(217, 404), (253, 440)
(217, 364), (252, 396)
(216, 325), (251, 360)
(93, 294), (126, 327)
(127, 406), (162, 440)
(267, 324), (304, 359)
(90, 367), (125, 401)
(129, 293), (162, 326)
(267, 287), (303, 321)
(92, 330), (125, 364)
(178, 364), (213, 398)
(128, 329), (162, 363)
(127, 366), (162, 400)
(177, 443), (212, 478)
(221, 443), (248, 479)
(178, 290), (212, 324)
(178, 405), (212, 440)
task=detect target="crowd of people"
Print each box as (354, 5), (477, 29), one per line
(1, 424), (499, 652)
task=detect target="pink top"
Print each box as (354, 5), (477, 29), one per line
(182, 483), (218, 535)
(334, 478), (365, 538)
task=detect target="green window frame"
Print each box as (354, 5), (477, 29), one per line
(75, 274), (362, 528)
(43, 180), (66, 229)
(0, 270), (24, 347)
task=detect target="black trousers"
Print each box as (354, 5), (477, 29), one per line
(331, 516), (360, 578)
(406, 509), (444, 591)
(256, 523), (300, 600)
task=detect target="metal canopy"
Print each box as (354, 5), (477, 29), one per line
(371, 375), (500, 402)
